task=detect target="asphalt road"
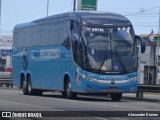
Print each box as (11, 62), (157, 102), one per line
(0, 87), (160, 120)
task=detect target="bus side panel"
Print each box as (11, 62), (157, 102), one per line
(12, 48), (24, 88)
(27, 46), (73, 91)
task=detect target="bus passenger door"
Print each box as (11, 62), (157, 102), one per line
(70, 21), (83, 67)
(70, 21), (84, 91)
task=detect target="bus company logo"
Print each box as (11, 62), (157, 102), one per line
(22, 48), (29, 70)
(111, 80), (115, 85)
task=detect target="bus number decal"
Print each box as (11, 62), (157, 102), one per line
(40, 48), (60, 59)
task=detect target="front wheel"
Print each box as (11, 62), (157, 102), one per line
(64, 78), (77, 99)
(110, 93), (122, 101)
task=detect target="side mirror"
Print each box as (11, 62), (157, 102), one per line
(62, 37), (70, 49)
(135, 35), (145, 53)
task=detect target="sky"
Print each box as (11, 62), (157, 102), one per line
(0, 0), (160, 35)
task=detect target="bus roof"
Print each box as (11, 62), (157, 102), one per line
(15, 11), (131, 28)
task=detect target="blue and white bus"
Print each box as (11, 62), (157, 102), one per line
(13, 12), (145, 101)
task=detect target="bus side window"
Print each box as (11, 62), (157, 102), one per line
(70, 21), (81, 66)
(61, 21), (70, 49)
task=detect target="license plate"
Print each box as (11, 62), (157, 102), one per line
(108, 87), (117, 91)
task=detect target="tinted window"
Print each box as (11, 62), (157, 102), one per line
(32, 26), (41, 46)
(49, 23), (59, 45)
(40, 24), (50, 45)
(14, 20), (70, 47)
(13, 28), (19, 47)
(59, 21), (70, 45)
(18, 28), (25, 47)
(24, 27), (32, 47)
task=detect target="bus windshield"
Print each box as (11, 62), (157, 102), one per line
(82, 26), (137, 73)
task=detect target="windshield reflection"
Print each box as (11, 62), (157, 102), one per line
(82, 26), (137, 73)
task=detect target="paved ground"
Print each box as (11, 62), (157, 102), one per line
(123, 92), (160, 102)
(1, 85), (160, 102)
(0, 87), (160, 120)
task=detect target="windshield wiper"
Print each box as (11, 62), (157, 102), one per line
(115, 46), (127, 73)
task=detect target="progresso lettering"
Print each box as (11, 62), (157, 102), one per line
(40, 48), (60, 59)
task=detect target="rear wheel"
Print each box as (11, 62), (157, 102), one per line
(64, 78), (77, 99)
(22, 80), (28, 95)
(27, 76), (42, 96)
(27, 76), (33, 95)
(110, 93), (122, 101)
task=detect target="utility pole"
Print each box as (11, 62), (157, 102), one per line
(73, 0), (76, 11)
(0, 0), (1, 31)
(157, 9), (160, 84)
(158, 9), (160, 52)
(47, 0), (49, 16)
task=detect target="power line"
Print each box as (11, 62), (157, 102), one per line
(128, 16), (159, 18)
(124, 6), (160, 16)
(0, 0), (1, 31)
(0, 30), (13, 33)
(133, 25), (158, 27)
(109, 6), (160, 11)
(144, 6), (160, 12)
(125, 12), (159, 16)
(129, 17), (159, 20)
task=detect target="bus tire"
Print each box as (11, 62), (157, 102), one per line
(110, 93), (122, 101)
(64, 78), (77, 99)
(27, 76), (33, 95)
(27, 76), (42, 96)
(22, 80), (28, 95)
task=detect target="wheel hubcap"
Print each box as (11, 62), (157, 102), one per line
(23, 81), (26, 89)
(67, 83), (71, 96)
(28, 83), (31, 92)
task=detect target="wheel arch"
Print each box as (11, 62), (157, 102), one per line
(26, 72), (31, 80)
